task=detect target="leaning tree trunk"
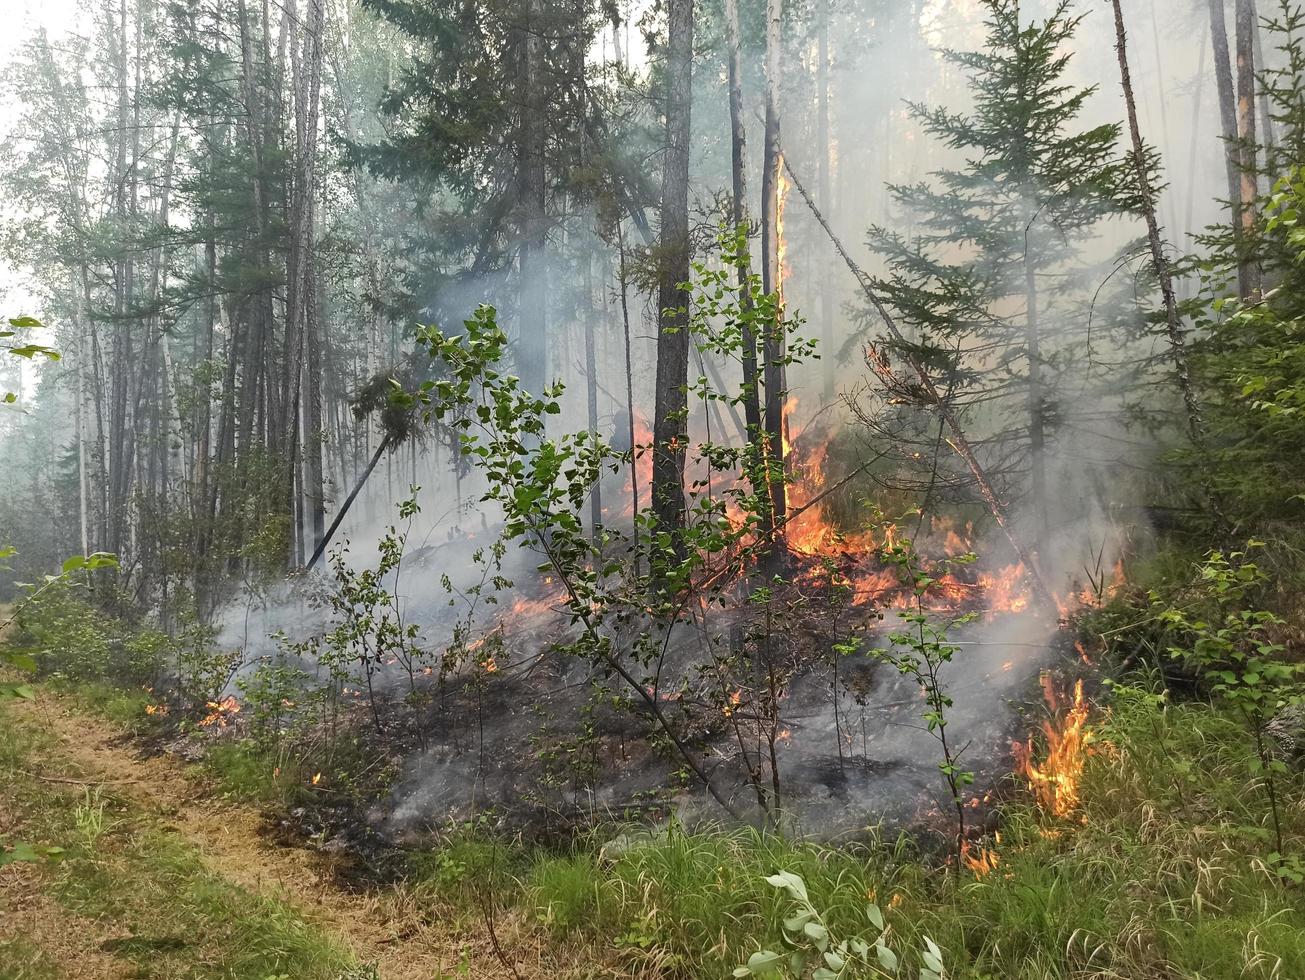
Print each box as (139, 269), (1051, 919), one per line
(650, 0), (695, 547)
(1111, 0), (1205, 449)
(1235, 0), (1262, 298)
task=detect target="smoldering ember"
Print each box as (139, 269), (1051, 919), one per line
(5, 0), (1305, 977)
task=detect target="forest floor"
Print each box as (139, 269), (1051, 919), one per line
(0, 689), (597, 980)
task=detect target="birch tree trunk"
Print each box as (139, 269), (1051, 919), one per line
(519, 0), (549, 403)
(816, 0), (834, 398)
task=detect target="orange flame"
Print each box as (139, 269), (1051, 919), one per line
(962, 842), (1000, 876)
(200, 695), (241, 728)
(1017, 676), (1092, 817)
(776, 154), (791, 300)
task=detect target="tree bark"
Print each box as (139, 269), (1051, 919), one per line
(816, 0), (834, 398)
(650, 0), (694, 545)
(1235, 0), (1262, 298)
(723, 0), (762, 445)
(1209, 0), (1243, 222)
(519, 0), (549, 403)
(759, 0), (787, 538)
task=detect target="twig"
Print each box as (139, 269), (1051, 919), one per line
(18, 769), (142, 786)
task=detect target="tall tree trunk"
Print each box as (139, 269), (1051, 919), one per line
(650, 0), (694, 545)
(1209, 0), (1243, 225)
(759, 0), (787, 538)
(723, 0), (762, 447)
(583, 254), (602, 542)
(1110, 0), (1206, 448)
(519, 0), (549, 403)
(816, 0), (834, 399)
(1023, 225), (1047, 538)
(1235, 0), (1262, 298)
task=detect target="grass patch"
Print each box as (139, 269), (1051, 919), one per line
(0, 698), (365, 980)
(0, 937), (61, 980)
(399, 687), (1305, 980)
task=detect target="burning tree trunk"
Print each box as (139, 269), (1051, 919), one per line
(759, 0), (788, 540)
(1110, 0), (1205, 448)
(1235, 0), (1262, 299)
(651, 0), (694, 546)
(781, 156), (1057, 614)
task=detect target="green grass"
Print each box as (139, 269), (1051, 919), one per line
(399, 687), (1305, 980)
(0, 699), (365, 980)
(0, 937), (61, 980)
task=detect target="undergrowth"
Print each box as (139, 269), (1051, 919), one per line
(0, 700), (364, 980)
(396, 680), (1305, 979)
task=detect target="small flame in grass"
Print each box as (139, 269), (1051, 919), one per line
(963, 842), (1000, 876)
(200, 695), (241, 728)
(145, 703), (168, 716)
(483, 657), (499, 674)
(1017, 676), (1092, 817)
(312, 772), (322, 786)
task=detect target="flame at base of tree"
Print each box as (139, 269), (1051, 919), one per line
(1016, 676), (1092, 817)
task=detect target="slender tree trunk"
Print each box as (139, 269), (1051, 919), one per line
(519, 0), (549, 403)
(1111, 0), (1206, 448)
(650, 0), (694, 546)
(1251, 0), (1277, 157)
(1235, 0), (1262, 298)
(1209, 0), (1243, 221)
(816, 0), (834, 398)
(617, 229), (641, 574)
(723, 0), (762, 445)
(583, 254), (602, 542)
(1023, 235), (1047, 538)
(760, 0), (787, 541)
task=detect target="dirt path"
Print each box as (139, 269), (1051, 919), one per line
(4, 692), (575, 980)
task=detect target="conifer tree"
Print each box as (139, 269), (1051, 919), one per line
(866, 0), (1140, 538)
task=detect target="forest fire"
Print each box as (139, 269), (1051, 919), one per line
(200, 695), (241, 728)
(1016, 676), (1092, 817)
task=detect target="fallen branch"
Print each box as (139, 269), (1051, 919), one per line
(19, 769), (141, 787)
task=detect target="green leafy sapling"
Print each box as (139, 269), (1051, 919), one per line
(870, 531), (977, 871)
(1156, 543), (1304, 874)
(735, 870), (946, 979)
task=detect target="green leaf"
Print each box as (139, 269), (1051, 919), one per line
(744, 950), (782, 974)
(874, 942), (898, 973)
